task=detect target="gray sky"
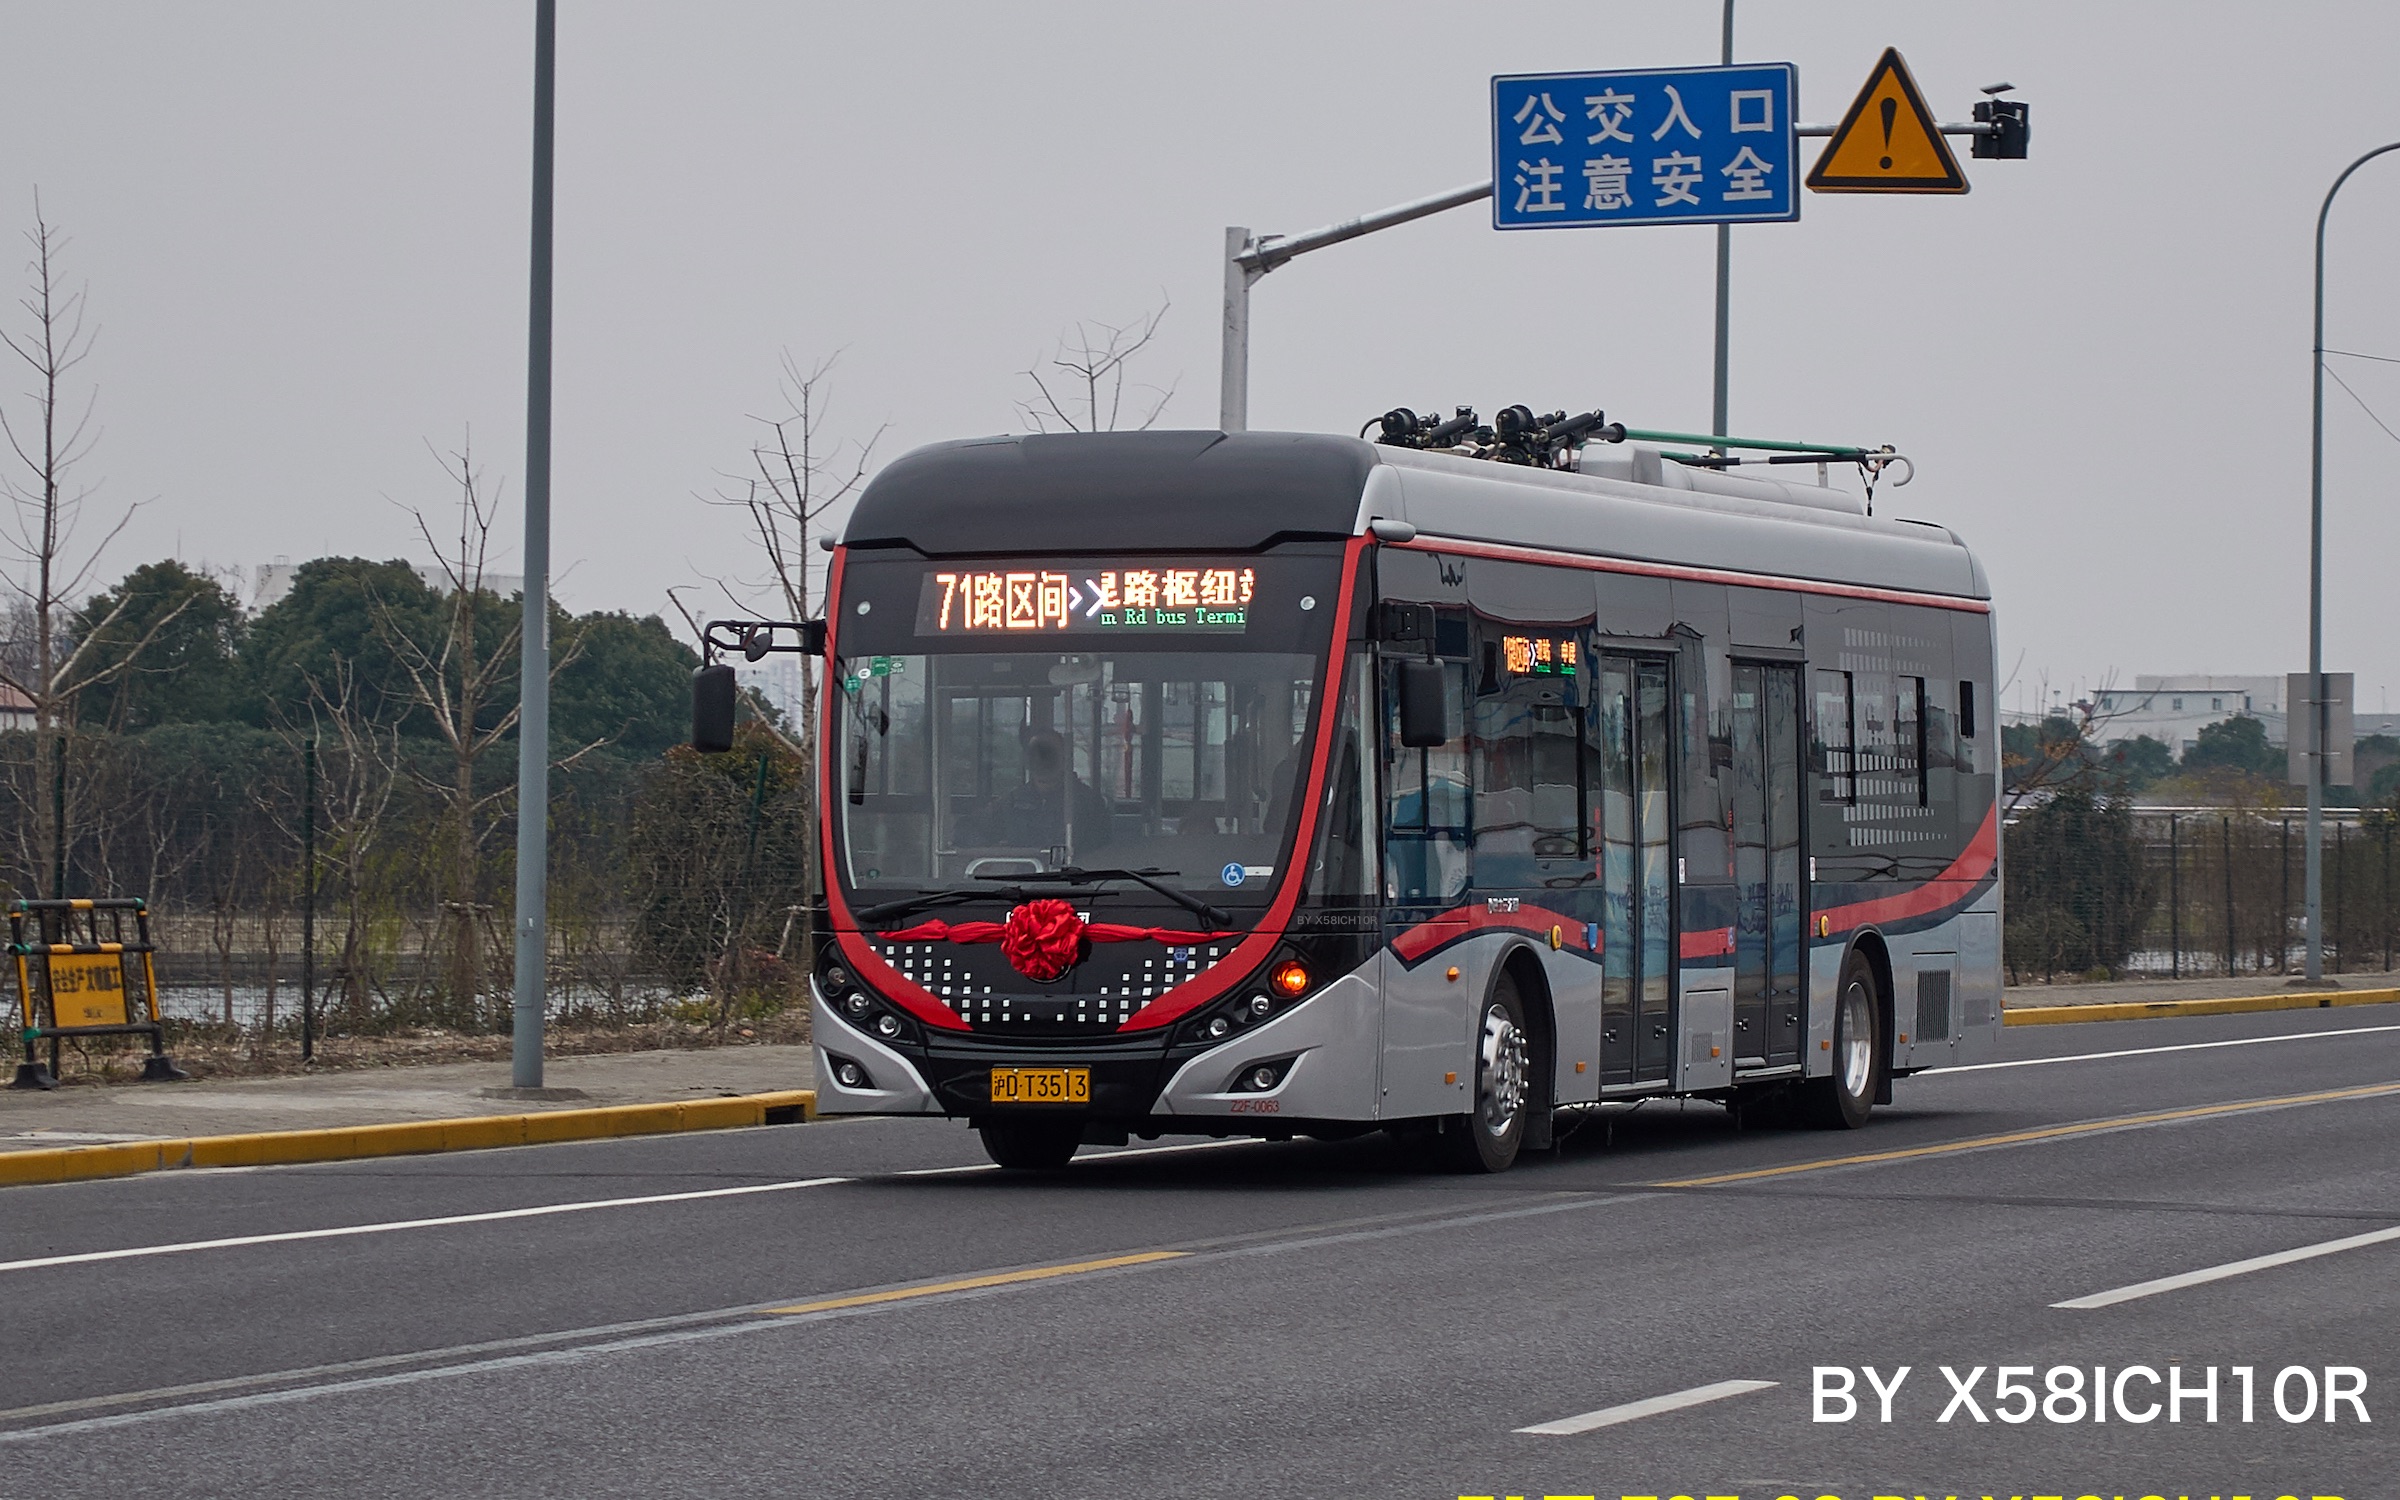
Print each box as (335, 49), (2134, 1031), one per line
(4, 1), (2399, 719)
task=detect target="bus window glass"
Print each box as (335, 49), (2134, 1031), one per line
(834, 649), (1318, 895)
(1469, 626), (1587, 886)
(1305, 653), (1380, 900)
(1814, 669), (1854, 803)
(1385, 658), (1469, 900)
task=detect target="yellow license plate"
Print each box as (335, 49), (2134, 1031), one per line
(989, 1067), (1090, 1105)
(48, 952), (129, 1027)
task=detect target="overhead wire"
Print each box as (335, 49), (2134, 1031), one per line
(2322, 362), (2400, 447)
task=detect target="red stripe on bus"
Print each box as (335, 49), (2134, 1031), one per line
(1814, 806), (2000, 935)
(1681, 925), (1736, 959)
(1388, 901), (1598, 964)
(1118, 537), (1372, 1031)
(817, 547), (974, 1032)
(1393, 535), (1991, 614)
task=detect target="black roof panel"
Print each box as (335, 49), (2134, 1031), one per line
(842, 430), (1375, 556)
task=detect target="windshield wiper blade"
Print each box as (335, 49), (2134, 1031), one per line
(852, 888), (1019, 926)
(977, 866), (1235, 928)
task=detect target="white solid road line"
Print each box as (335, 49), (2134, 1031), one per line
(2053, 1223), (2400, 1310)
(1921, 1022), (2400, 1076)
(1516, 1379), (1778, 1436)
(2, 1139), (1263, 1273)
(0, 1176), (850, 1276)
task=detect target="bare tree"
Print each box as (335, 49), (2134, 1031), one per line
(678, 353), (884, 980)
(0, 196), (186, 895)
(1016, 295), (1178, 433)
(379, 435), (594, 1021)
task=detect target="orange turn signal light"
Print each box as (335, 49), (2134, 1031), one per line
(1270, 959), (1310, 998)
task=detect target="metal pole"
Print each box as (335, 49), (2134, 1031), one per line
(1220, 226), (1252, 432)
(49, 734), (64, 899)
(1711, 0), (1734, 451)
(2307, 141), (2400, 983)
(1217, 180), (1493, 433)
(2222, 815), (2235, 976)
(301, 738), (316, 1063)
(511, 0), (556, 1089)
(2169, 814), (2181, 978)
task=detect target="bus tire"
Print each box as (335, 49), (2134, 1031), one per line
(1442, 972), (1531, 1172)
(1801, 951), (1881, 1130)
(977, 1117), (1081, 1170)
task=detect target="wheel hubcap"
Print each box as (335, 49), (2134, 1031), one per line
(1477, 1004), (1528, 1137)
(1838, 983), (1874, 1098)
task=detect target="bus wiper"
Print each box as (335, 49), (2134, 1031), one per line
(852, 887), (1021, 926)
(979, 866), (1235, 928)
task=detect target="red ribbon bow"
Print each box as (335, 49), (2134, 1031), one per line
(1000, 898), (1085, 982)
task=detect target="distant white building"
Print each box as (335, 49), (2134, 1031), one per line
(2092, 674), (2400, 756)
(249, 558), (526, 614)
(2092, 676), (2284, 757)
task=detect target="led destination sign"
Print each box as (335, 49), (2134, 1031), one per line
(917, 562), (1256, 635)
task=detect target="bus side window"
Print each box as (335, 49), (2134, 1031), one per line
(1813, 669), (1854, 803)
(1306, 653), (1380, 900)
(1384, 656), (1469, 900)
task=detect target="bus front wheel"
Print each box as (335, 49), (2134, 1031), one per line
(978, 1116), (1081, 1170)
(1442, 975), (1531, 1172)
(1801, 953), (1882, 1130)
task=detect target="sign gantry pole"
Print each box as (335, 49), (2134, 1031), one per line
(2304, 140), (2400, 984)
(512, 0), (556, 1089)
(1711, 0), (1735, 451)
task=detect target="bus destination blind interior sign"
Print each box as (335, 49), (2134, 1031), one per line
(917, 563), (1257, 636)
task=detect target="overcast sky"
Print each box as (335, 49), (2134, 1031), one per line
(3, 2), (2398, 718)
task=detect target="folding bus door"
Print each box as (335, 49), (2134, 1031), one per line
(1730, 662), (1805, 1070)
(1593, 655), (1675, 1085)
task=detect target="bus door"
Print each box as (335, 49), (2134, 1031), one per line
(1591, 655), (1674, 1084)
(1729, 662), (1805, 1070)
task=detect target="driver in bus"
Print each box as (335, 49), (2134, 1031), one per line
(981, 728), (1114, 853)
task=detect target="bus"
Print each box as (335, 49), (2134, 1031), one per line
(715, 420), (2000, 1172)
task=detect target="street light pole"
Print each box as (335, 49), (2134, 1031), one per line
(1218, 179), (1494, 432)
(2304, 140), (2400, 985)
(511, 0), (556, 1087)
(1711, 0), (1734, 450)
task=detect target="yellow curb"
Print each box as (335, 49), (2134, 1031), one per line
(0, 1088), (815, 1191)
(2004, 987), (2400, 1026)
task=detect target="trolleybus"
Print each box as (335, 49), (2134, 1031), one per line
(697, 417), (2000, 1171)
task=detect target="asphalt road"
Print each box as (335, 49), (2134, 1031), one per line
(3, 1006), (2397, 1500)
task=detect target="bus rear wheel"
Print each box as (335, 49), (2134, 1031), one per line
(1441, 976), (1531, 1172)
(977, 1117), (1081, 1170)
(1801, 953), (1881, 1130)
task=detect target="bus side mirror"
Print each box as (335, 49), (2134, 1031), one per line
(692, 662), (738, 753)
(1396, 659), (1450, 748)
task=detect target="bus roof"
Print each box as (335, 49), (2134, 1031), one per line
(841, 429), (1987, 602)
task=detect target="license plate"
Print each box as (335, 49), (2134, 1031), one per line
(989, 1066), (1090, 1105)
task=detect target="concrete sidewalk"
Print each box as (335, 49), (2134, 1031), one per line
(2003, 969), (2400, 1008)
(0, 1044), (814, 1154)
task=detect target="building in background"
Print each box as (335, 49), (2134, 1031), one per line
(734, 656), (806, 726)
(248, 558), (525, 613)
(2092, 673), (2400, 755)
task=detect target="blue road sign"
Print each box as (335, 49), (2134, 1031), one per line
(1492, 64), (1799, 230)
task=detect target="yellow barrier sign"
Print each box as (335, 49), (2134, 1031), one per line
(48, 952), (128, 1027)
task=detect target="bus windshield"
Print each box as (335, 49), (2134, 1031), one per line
(834, 647), (1321, 903)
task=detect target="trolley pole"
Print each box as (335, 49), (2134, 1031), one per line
(2305, 141), (2400, 984)
(511, 0), (557, 1088)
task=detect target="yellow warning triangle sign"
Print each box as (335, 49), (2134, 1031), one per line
(1806, 47), (1968, 194)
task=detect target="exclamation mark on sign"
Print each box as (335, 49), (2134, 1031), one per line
(1877, 95), (1897, 169)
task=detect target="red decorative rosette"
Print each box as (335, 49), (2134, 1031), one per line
(1001, 899), (1085, 982)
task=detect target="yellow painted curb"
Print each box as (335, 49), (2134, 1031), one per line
(0, 1088), (815, 1191)
(2005, 987), (2400, 1026)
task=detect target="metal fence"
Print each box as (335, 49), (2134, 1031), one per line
(2005, 799), (2399, 983)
